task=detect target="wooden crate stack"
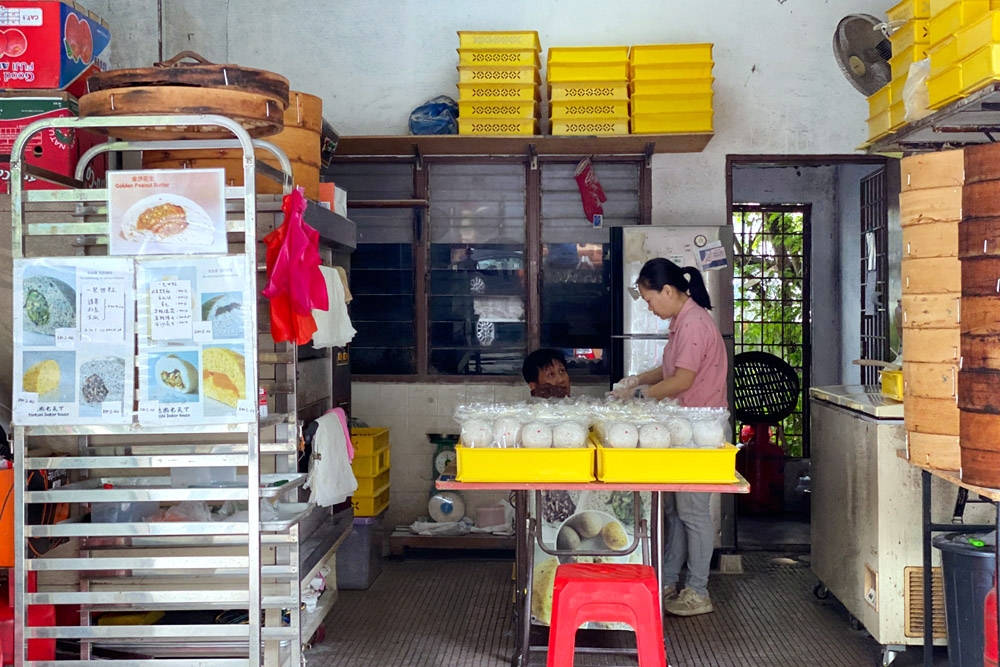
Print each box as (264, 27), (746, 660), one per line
(350, 427), (391, 517)
(900, 149), (964, 471)
(547, 46), (630, 136)
(456, 31), (541, 136)
(628, 43), (715, 135)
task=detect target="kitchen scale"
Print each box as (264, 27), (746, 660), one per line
(428, 433), (464, 522)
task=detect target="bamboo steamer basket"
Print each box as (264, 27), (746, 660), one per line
(901, 149), (965, 191)
(907, 432), (960, 471)
(960, 411), (1000, 486)
(142, 91), (322, 200)
(899, 186), (963, 226)
(905, 395), (960, 435)
(959, 217), (1000, 258)
(962, 333), (1000, 370)
(905, 362), (957, 400)
(903, 328), (960, 364)
(902, 257), (961, 293)
(964, 141), (1000, 184)
(903, 221), (959, 259)
(901, 293), (961, 329)
(963, 180), (1000, 219)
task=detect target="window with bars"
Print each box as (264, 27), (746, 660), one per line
(732, 205), (811, 457)
(860, 168), (890, 385)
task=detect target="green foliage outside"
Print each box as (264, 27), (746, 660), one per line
(733, 209), (807, 457)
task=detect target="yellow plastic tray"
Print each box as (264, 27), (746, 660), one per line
(889, 44), (931, 79)
(956, 9), (1000, 58)
(630, 61), (714, 81)
(455, 444), (595, 482)
(881, 369), (904, 400)
(595, 443), (738, 483)
(867, 110), (892, 140)
(548, 81), (629, 100)
(632, 92), (713, 114)
(547, 61), (630, 82)
(458, 82), (539, 101)
(458, 30), (541, 51)
(930, 37), (959, 75)
(458, 66), (541, 84)
(868, 84), (892, 117)
(629, 78), (714, 96)
(630, 111), (714, 134)
(550, 99), (629, 118)
(629, 43), (713, 65)
(458, 99), (538, 118)
(891, 75), (908, 102)
(961, 43), (1000, 92)
(888, 0), (932, 21)
(352, 447), (391, 478)
(929, 1), (989, 46)
(350, 427), (389, 457)
(931, 0), (955, 14)
(548, 46), (630, 63)
(890, 100), (908, 130)
(551, 118), (629, 135)
(458, 117), (539, 135)
(458, 48), (540, 68)
(890, 20), (930, 52)
(353, 484), (390, 517)
(928, 62), (964, 107)
(355, 469), (390, 497)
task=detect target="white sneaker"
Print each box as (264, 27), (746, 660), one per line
(663, 583), (680, 601)
(664, 588), (713, 617)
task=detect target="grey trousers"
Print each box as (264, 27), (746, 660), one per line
(662, 491), (713, 596)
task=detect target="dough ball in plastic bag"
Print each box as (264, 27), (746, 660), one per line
(607, 422), (639, 448)
(522, 422), (553, 448)
(553, 422), (588, 448)
(639, 422), (670, 449)
(493, 417), (522, 448)
(692, 420), (726, 448)
(461, 419), (493, 448)
(666, 419), (693, 448)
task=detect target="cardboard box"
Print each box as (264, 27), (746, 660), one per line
(0, 0), (110, 97)
(318, 182), (348, 216)
(0, 92), (107, 193)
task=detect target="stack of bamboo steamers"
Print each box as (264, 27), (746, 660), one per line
(901, 143), (1000, 487)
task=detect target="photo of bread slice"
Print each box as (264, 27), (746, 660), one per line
(137, 202), (188, 238)
(202, 347), (246, 408)
(23, 359), (60, 395)
(121, 194), (215, 246)
(154, 354), (199, 395)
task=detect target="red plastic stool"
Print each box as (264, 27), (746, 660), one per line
(546, 563), (666, 667)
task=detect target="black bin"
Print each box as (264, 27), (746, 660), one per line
(933, 532), (996, 667)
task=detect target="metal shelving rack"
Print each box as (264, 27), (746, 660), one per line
(10, 114), (307, 667)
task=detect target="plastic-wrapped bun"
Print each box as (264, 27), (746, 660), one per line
(639, 422), (670, 449)
(692, 420), (726, 448)
(461, 419), (493, 448)
(493, 417), (522, 448)
(666, 418), (693, 448)
(522, 422), (553, 448)
(553, 422), (588, 448)
(607, 422), (639, 448)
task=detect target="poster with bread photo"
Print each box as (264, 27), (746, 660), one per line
(108, 169), (228, 256)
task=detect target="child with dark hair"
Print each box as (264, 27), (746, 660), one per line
(522, 349), (571, 398)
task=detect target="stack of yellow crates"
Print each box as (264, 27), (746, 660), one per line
(547, 46), (631, 135)
(926, 0), (1000, 109)
(880, 0), (931, 138)
(456, 31), (541, 136)
(628, 43), (715, 134)
(350, 427), (391, 517)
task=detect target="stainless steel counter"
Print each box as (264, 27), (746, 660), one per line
(809, 384), (904, 419)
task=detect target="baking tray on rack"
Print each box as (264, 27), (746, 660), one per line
(54, 473), (307, 500)
(261, 502), (313, 531)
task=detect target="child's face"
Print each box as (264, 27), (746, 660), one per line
(530, 361), (570, 396)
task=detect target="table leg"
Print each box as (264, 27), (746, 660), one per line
(514, 489), (528, 667)
(654, 491), (664, 620)
(922, 470), (932, 667)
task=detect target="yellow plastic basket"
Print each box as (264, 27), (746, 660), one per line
(890, 101), (908, 130)
(867, 110), (892, 140)
(630, 61), (714, 81)
(458, 117), (538, 135)
(455, 444), (595, 482)
(629, 78), (714, 96)
(957, 10), (1000, 59)
(595, 443), (738, 484)
(547, 61), (630, 82)
(352, 447), (391, 478)
(961, 43), (1000, 92)
(458, 48), (540, 68)
(458, 66), (541, 84)
(929, 1), (989, 46)
(891, 75), (908, 103)
(353, 484), (390, 517)
(457, 30), (541, 51)
(458, 82), (539, 101)
(550, 99), (629, 118)
(881, 369), (905, 400)
(355, 469), (390, 497)
(548, 46), (630, 63)
(930, 0), (955, 15)
(629, 43), (713, 64)
(929, 37), (959, 75)
(927, 62), (964, 107)
(548, 81), (629, 100)
(458, 99), (538, 118)
(551, 118), (630, 135)
(630, 111), (714, 134)
(631, 92), (714, 115)
(350, 427), (389, 457)
(868, 84), (892, 117)
(890, 20), (930, 52)
(888, 0), (932, 21)
(889, 44), (931, 79)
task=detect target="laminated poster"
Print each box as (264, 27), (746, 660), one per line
(107, 168), (228, 256)
(529, 491), (650, 630)
(13, 258), (135, 425)
(136, 256), (255, 426)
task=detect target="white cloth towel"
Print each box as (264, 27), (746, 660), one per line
(304, 411), (357, 507)
(312, 265), (356, 349)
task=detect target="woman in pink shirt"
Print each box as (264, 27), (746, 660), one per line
(615, 258), (727, 618)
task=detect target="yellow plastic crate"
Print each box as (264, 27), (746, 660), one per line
(551, 118), (629, 135)
(352, 447), (391, 478)
(889, 44), (931, 79)
(350, 427), (389, 457)
(355, 469), (390, 497)
(458, 99), (538, 118)
(595, 443), (738, 483)
(867, 84), (892, 117)
(957, 9), (1000, 58)
(458, 30), (541, 51)
(548, 81), (629, 100)
(891, 75), (908, 103)
(629, 43), (714, 64)
(930, 0), (955, 13)
(891, 20), (930, 51)
(928, 62), (964, 107)
(867, 110), (892, 140)
(631, 92), (714, 114)
(630, 61), (714, 81)
(547, 61), (630, 82)
(458, 66), (541, 84)
(455, 444), (595, 482)
(550, 99), (629, 118)
(929, 1), (989, 46)
(458, 82), (539, 101)
(888, 0), (932, 21)
(458, 117), (538, 135)
(629, 78), (714, 95)
(548, 46), (629, 63)
(353, 484), (390, 517)
(961, 42), (1000, 92)
(890, 100), (908, 130)
(458, 48), (540, 67)
(630, 111), (714, 134)
(930, 36), (960, 74)
(881, 369), (904, 400)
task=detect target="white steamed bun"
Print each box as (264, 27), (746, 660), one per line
(666, 419), (693, 448)
(639, 422), (670, 449)
(461, 419), (493, 448)
(493, 417), (522, 447)
(692, 420), (726, 448)
(553, 421), (588, 448)
(607, 422), (639, 448)
(521, 422), (553, 448)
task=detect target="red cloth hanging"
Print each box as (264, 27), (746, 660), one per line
(262, 187), (329, 345)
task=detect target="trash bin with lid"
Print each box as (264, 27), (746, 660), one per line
(933, 532), (996, 667)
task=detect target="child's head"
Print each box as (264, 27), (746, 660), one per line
(522, 349), (571, 398)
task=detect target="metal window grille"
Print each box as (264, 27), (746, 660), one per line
(860, 168), (890, 385)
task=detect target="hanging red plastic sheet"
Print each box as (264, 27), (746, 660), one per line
(262, 187), (329, 344)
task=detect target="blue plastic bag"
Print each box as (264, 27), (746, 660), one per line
(409, 95), (458, 135)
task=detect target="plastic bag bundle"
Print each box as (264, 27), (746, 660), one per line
(596, 407), (729, 449)
(454, 400), (591, 449)
(409, 95), (458, 135)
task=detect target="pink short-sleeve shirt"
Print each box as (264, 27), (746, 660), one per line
(662, 297), (728, 409)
